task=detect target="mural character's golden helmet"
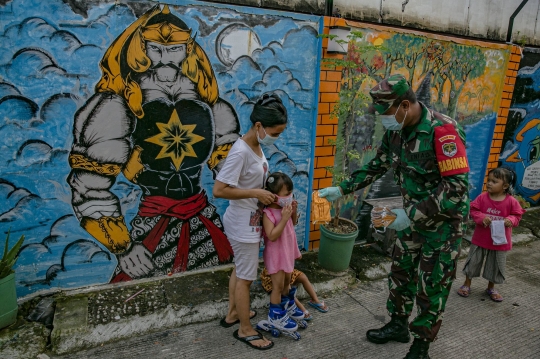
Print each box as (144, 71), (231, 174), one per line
(96, 5), (218, 118)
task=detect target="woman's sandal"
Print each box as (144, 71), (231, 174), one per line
(486, 288), (503, 302)
(457, 285), (471, 298)
(308, 300), (328, 313)
(233, 329), (274, 350)
(219, 310), (257, 328)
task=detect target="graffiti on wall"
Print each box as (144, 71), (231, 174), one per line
(500, 49), (540, 207)
(0, 0), (320, 297)
(333, 25), (509, 223)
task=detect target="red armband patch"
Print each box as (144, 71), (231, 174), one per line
(434, 124), (469, 176)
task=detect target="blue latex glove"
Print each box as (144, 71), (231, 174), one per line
(318, 187), (343, 201)
(387, 209), (411, 231)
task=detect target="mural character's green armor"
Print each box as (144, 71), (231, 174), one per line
(339, 103), (469, 341)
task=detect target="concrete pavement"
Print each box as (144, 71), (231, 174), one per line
(2, 207), (539, 358)
(51, 237), (540, 359)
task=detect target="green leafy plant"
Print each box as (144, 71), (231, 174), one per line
(318, 31), (381, 232)
(515, 31), (527, 48)
(0, 230), (25, 279)
(514, 194), (530, 209)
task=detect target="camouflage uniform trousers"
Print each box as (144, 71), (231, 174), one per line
(386, 230), (461, 342)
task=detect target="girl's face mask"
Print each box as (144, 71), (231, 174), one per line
(275, 193), (294, 207)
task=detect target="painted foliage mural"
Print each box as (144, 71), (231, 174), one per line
(500, 49), (540, 207)
(0, 0), (320, 297)
(335, 25), (509, 223)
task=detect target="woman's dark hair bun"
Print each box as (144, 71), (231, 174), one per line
(257, 93), (283, 107)
(250, 92), (288, 127)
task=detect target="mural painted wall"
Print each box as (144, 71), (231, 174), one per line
(0, 0), (321, 298)
(500, 48), (540, 208)
(332, 23), (510, 222)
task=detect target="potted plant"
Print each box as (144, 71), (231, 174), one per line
(317, 30), (381, 271)
(0, 230), (25, 329)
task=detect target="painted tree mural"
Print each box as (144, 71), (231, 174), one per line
(443, 44), (486, 119)
(334, 25), (510, 227)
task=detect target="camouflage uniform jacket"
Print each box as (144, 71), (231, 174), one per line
(339, 104), (470, 241)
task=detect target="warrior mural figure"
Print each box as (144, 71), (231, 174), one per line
(67, 5), (239, 282)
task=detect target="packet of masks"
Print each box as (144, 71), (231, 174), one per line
(371, 206), (397, 228)
(490, 220), (507, 245)
(311, 191), (331, 224)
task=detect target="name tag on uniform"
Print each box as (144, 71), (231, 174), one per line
(407, 151), (435, 161)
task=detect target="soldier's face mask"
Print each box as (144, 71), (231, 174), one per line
(379, 102), (407, 131)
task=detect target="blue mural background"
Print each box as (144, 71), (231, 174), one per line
(0, 0), (321, 297)
(500, 49), (540, 207)
(465, 113), (497, 200)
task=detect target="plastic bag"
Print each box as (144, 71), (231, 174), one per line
(311, 191), (331, 224)
(490, 220), (507, 245)
(371, 206), (397, 233)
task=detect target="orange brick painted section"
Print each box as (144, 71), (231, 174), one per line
(310, 17), (345, 248)
(482, 45), (522, 191)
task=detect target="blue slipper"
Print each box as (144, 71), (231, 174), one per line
(308, 300), (328, 313)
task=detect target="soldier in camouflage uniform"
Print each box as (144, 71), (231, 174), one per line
(319, 74), (470, 359)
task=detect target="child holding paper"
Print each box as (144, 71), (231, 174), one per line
(457, 167), (525, 302)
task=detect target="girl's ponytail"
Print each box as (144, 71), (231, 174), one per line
(489, 166), (517, 194)
(506, 167), (517, 195)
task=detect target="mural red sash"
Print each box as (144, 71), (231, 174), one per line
(113, 192), (233, 282)
(141, 192), (233, 272)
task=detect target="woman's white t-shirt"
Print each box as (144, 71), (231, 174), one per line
(216, 139), (269, 243)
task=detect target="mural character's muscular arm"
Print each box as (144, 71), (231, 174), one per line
(67, 92), (136, 254)
(207, 98), (241, 177)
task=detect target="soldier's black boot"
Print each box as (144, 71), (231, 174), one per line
(403, 338), (431, 359)
(366, 315), (410, 344)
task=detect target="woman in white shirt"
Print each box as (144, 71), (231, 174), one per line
(213, 93), (288, 350)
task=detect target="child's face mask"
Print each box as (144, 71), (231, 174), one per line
(275, 193), (294, 207)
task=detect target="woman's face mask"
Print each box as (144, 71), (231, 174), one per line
(257, 126), (279, 146)
(379, 102), (407, 131)
(275, 193), (294, 207)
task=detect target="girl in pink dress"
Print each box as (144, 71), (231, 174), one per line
(260, 172), (303, 336)
(457, 167), (525, 302)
